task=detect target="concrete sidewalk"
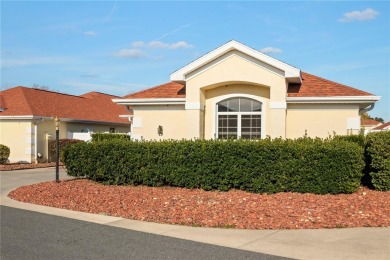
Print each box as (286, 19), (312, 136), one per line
(1, 168), (389, 260)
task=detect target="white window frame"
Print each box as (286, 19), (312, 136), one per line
(211, 94), (266, 139)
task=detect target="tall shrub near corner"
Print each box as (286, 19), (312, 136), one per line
(366, 131), (390, 191)
(0, 144), (10, 164)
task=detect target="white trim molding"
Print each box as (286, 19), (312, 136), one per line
(170, 40), (301, 83)
(269, 102), (287, 109)
(286, 96), (381, 104)
(0, 115), (49, 120)
(0, 115), (129, 125)
(113, 98), (186, 106)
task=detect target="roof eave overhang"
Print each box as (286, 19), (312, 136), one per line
(170, 40), (301, 83)
(0, 115), (129, 125)
(113, 98), (186, 106)
(286, 96), (381, 104)
(0, 115), (50, 120)
(59, 118), (130, 125)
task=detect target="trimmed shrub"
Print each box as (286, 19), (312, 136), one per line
(366, 131), (390, 191)
(333, 133), (369, 185)
(0, 144), (10, 164)
(63, 137), (364, 194)
(49, 139), (84, 162)
(333, 133), (366, 148)
(91, 133), (131, 142)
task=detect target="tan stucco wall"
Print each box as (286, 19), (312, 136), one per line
(184, 51), (288, 139)
(186, 51), (287, 103)
(204, 84), (270, 139)
(0, 120), (33, 163)
(286, 104), (360, 139)
(132, 105), (187, 140)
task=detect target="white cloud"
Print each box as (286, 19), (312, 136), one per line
(148, 41), (168, 49)
(259, 47), (282, 54)
(114, 40), (193, 59)
(148, 40), (193, 49)
(114, 49), (146, 58)
(84, 31), (97, 36)
(338, 8), (379, 23)
(131, 41), (145, 47)
(170, 41), (194, 49)
(131, 40), (193, 49)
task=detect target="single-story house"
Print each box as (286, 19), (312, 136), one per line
(371, 122), (390, 132)
(113, 40), (380, 141)
(0, 87), (131, 163)
(361, 118), (383, 134)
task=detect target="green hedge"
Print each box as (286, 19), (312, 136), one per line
(91, 133), (131, 142)
(49, 139), (84, 162)
(64, 138), (364, 194)
(366, 131), (390, 191)
(333, 133), (366, 148)
(0, 144), (10, 164)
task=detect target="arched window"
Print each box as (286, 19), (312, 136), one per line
(217, 97), (262, 139)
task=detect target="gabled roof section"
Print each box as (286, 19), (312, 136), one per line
(0, 86), (130, 124)
(361, 118), (381, 126)
(372, 122), (390, 130)
(170, 40), (301, 83)
(288, 72), (374, 97)
(123, 82), (185, 99)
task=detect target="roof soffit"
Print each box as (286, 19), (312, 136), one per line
(170, 40), (301, 83)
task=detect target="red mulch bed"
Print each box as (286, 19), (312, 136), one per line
(9, 179), (390, 230)
(0, 162), (63, 171)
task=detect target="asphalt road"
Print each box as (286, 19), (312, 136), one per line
(0, 206), (289, 260)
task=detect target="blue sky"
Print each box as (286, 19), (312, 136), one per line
(1, 1), (389, 121)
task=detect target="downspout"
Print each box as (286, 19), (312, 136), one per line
(359, 103), (375, 114)
(359, 103), (375, 135)
(126, 106), (133, 135)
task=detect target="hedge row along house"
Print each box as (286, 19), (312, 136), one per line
(0, 87), (131, 163)
(113, 40), (381, 141)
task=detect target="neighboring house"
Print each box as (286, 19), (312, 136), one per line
(113, 40), (380, 141)
(361, 118), (383, 134)
(0, 87), (131, 163)
(371, 122), (390, 132)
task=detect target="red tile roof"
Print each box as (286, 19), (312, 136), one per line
(0, 87), (130, 124)
(287, 72), (374, 97)
(361, 118), (381, 126)
(372, 121), (390, 130)
(124, 82), (185, 99)
(122, 72), (373, 99)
